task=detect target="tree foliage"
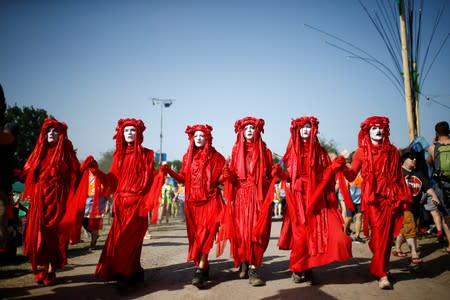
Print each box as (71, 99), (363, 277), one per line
(5, 105), (50, 168)
(98, 149), (114, 172)
(319, 137), (338, 155)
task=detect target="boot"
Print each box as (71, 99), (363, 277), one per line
(34, 270), (47, 284)
(291, 271), (305, 283)
(248, 268), (265, 286)
(192, 268), (207, 288)
(43, 272), (56, 286)
(239, 262), (249, 279)
(304, 269), (315, 286)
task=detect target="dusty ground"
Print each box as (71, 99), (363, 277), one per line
(1, 217), (449, 300)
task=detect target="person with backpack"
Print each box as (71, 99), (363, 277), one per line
(428, 121), (450, 253)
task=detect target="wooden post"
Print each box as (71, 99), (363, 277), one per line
(413, 61), (420, 136)
(399, 0), (416, 142)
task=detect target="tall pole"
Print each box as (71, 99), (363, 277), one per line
(151, 98), (175, 165)
(399, 0), (416, 142)
(159, 101), (163, 164)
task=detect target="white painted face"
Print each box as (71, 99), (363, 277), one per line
(244, 124), (255, 141)
(369, 126), (383, 143)
(300, 123), (312, 139)
(124, 126), (136, 143)
(47, 127), (59, 144)
(194, 130), (205, 148)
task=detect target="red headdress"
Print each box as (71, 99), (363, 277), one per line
(23, 117), (78, 195)
(358, 116), (391, 148)
(182, 124), (215, 200)
(113, 118), (146, 172)
(357, 116), (409, 207)
(282, 116), (328, 203)
(231, 116), (268, 202)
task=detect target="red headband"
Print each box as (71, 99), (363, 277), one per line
(234, 116), (265, 133)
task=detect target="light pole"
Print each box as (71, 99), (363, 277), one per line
(152, 98), (175, 164)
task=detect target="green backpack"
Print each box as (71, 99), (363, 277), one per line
(434, 143), (450, 178)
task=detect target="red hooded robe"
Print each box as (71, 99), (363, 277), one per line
(278, 116), (352, 272)
(225, 117), (273, 268)
(23, 118), (79, 273)
(343, 116), (410, 279)
(172, 124), (226, 267)
(95, 118), (158, 281)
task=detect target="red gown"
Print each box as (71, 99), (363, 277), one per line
(279, 141), (352, 272)
(95, 146), (155, 281)
(229, 141), (273, 268)
(23, 119), (79, 274)
(345, 145), (409, 278)
(181, 147), (225, 265)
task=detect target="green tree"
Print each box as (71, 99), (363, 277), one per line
(98, 149), (114, 172)
(319, 137), (338, 155)
(5, 105), (50, 168)
(168, 160), (182, 172)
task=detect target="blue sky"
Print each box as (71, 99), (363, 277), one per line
(1, 0), (449, 162)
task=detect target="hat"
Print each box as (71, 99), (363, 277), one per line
(400, 148), (417, 162)
(12, 181), (24, 193)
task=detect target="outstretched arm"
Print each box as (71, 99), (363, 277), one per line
(160, 164), (185, 183)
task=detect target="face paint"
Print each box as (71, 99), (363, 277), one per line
(194, 130), (205, 147)
(244, 124), (255, 141)
(47, 127), (59, 144)
(300, 123), (312, 139)
(124, 126), (136, 143)
(369, 126), (383, 143)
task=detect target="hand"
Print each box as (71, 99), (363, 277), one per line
(331, 156), (346, 171)
(160, 164), (170, 174)
(271, 164), (281, 178)
(222, 167), (233, 181)
(432, 197), (440, 206)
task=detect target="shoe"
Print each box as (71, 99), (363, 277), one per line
(128, 268), (145, 284)
(378, 277), (392, 290)
(43, 272), (56, 286)
(353, 236), (366, 244)
(239, 262), (249, 279)
(391, 250), (407, 257)
(248, 268), (265, 286)
(34, 270), (47, 284)
(303, 269), (315, 286)
(410, 257), (423, 266)
(436, 230), (444, 243)
(291, 272), (305, 283)
(192, 268), (207, 288)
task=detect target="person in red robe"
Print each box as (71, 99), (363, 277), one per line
(162, 124), (226, 288)
(334, 116), (410, 290)
(95, 118), (162, 285)
(276, 116), (352, 285)
(71, 155), (110, 249)
(221, 116), (274, 287)
(22, 117), (80, 286)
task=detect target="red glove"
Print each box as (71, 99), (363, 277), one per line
(271, 164), (281, 178)
(160, 164), (170, 174)
(222, 167), (233, 181)
(331, 156), (346, 171)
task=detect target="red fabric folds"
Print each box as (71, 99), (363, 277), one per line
(69, 156), (111, 244)
(219, 116), (273, 268)
(172, 124), (226, 265)
(95, 118), (157, 281)
(22, 118), (79, 274)
(278, 116), (352, 272)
